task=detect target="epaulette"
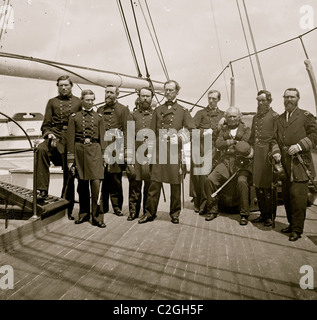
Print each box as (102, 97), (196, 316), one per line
(272, 111), (279, 119)
(303, 110), (311, 116)
(98, 113), (102, 117)
(71, 113), (76, 117)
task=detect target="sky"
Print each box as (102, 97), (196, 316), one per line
(0, 0), (317, 118)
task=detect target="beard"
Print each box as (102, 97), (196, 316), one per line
(284, 101), (297, 112)
(140, 100), (151, 110)
(105, 97), (116, 106)
(257, 104), (269, 115)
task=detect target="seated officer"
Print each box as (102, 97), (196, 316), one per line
(204, 106), (253, 225)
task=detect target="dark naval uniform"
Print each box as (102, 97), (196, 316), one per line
(249, 108), (280, 222)
(127, 107), (153, 219)
(97, 101), (132, 214)
(276, 108), (317, 234)
(144, 101), (196, 221)
(36, 94), (82, 214)
(67, 109), (105, 224)
(205, 122), (252, 219)
(190, 106), (224, 213)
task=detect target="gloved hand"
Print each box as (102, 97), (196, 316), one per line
(288, 144), (301, 155)
(272, 153), (281, 162)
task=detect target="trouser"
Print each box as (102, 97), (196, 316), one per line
(102, 169), (123, 213)
(36, 139), (74, 216)
(77, 179), (104, 223)
(205, 163), (250, 216)
(191, 174), (207, 212)
(255, 187), (277, 220)
(281, 180), (308, 234)
(128, 178), (151, 217)
(144, 181), (181, 219)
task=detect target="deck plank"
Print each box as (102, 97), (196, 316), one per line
(1, 176), (317, 300)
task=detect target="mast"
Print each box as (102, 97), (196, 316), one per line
(0, 53), (165, 91)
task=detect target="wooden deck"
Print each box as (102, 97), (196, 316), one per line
(1, 175), (317, 301)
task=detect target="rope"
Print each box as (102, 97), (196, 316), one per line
(130, 0), (150, 79)
(210, 0), (229, 103)
(0, 0), (12, 46)
(235, 0), (259, 91)
(242, 0), (266, 89)
(116, 0), (143, 77)
(197, 27), (317, 109)
(231, 27), (317, 64)
(142, 0), (170, 80)
(189, 64), (229, 112)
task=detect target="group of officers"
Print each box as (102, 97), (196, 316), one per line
(35, 75), (317, 242)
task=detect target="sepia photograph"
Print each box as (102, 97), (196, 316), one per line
(0, 0), (316, 307)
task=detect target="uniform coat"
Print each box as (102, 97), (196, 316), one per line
(66, 108), (106, 223)
(149, 101), (196, 184)
(127, 107), (153, 217)
(97, 101), (131, 173)
(36, 93), (82, 217)
(144, 101), (195, 219)
(190, 106), (224, 212)
(276, 108), (317, 234)
(276, 108), (317, 181)
(249, 108), (280, 188)
(205, 122), (252, 216)
(97, 101), (132, 213)
(248, 107), (280, 221)
(67, 109), (105, 180)
(132, 108), (153, 181)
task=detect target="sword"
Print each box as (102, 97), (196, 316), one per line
(211, 170), (239, 198)
(295, 153), (317, 191)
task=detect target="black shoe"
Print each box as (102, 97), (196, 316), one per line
(75, 216), (88, 224)
(281, 226), (292, 233)
(138, 214), (152, 224)
(205, 213), (217, 221)
(127, 213), (136, 221)
(114, 209), (123, 216)
(171, 217), (179, 224)
(264, 218), (272, 227)
(194, 207), (199, 213)
(199, 210), (206, 215)
(37, 190), (48, 202)
(252, 216), (265, 223)
(95, 221), (106, 228)
(289, 231), (301, 241)
(240, 217), (248, 226)
(68, 215), (75, 221)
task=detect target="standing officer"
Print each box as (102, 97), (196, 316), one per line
(276, 88), (317, 241)
(126, 87), (154, 221)
(138, 80), (196, 224)
(204, 106), (252, 225)
(97, 85), (131, 216)
(190, 90), (224, 214)
(67, 90), (106, 228)
(36, 75), (82, 220)
(249, 90), (281, 227)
